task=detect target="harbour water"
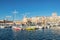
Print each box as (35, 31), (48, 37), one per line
(0, 28), (60, 40)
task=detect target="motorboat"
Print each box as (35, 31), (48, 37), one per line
(0, 26), (5, 29)
(12, 26), (22, 31)
(25, 26), (36, 31)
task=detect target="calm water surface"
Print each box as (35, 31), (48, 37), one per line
(0, 28), (60, 40)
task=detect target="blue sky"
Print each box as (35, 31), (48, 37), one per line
(0, 0), (60, 20)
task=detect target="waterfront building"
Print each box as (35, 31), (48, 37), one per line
(0, 12), (60, 28)
(22, 16), (28, 24)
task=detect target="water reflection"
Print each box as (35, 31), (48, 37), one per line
(0, 28), (60, 40)
(0, 28), (14, 40)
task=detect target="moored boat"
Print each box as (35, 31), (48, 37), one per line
(25, 26), (37, 31)
(25, 27), (36, 31)
(12, 26), (22, 31)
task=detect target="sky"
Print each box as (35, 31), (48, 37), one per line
(0, 0), (60, 20)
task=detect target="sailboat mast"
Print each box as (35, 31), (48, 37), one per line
(13, 10), (18, 23)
